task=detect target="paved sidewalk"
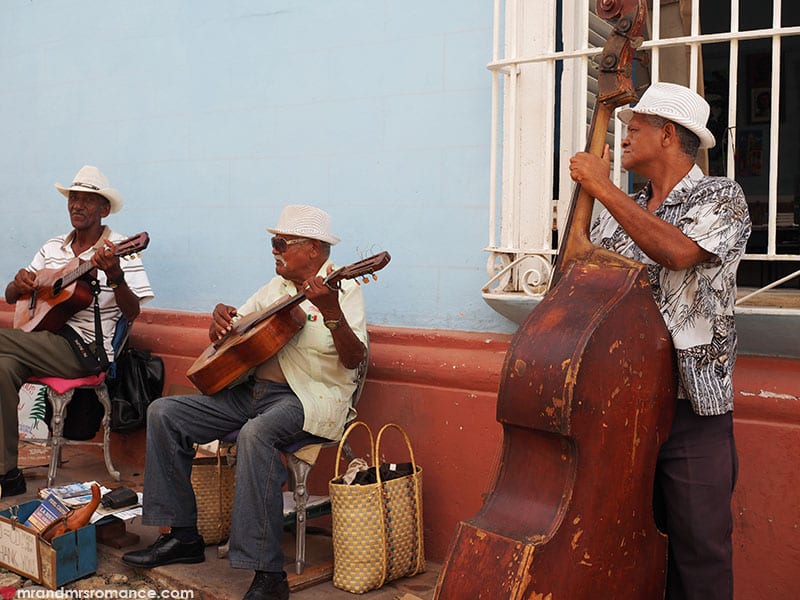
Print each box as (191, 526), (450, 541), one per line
(1, 444), (439, 599)
(103, 517), (438, 600)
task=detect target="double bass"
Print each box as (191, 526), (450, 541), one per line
(434, 1), (676, 598)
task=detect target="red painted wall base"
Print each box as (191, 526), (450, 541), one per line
(2, 306), (797, 597)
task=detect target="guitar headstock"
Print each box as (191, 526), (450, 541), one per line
(113, 232), (150, 260)
(325, 251), (391, 286)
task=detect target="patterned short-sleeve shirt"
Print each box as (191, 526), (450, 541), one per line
(590, 165), (751, 415)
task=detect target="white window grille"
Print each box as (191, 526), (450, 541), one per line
(482, 0), (800, 323)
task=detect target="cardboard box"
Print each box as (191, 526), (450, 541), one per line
(0, 500), (97, 589)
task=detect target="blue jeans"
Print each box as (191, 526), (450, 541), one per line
(141, 380), (306, 571)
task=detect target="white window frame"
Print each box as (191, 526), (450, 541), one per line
(482, 0), (800, 320)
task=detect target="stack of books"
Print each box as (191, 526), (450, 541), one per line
(38, 481), (99, 507)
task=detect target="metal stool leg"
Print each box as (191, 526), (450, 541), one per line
(288, 453), (313, 575)
(95, 383), (121, 482)
(42, 383), (120, 486)
(45, 388), (73, 487)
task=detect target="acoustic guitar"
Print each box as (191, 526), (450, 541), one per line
(13, 232), (150, 333)
(186, 251), (391, 396)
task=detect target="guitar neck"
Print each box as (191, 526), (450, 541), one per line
(218, 251), (390, 348)
(218, 292), (307, 349)
(233, 270), (349, 335)
(60, 260), (96, 288)
(242, 293), (306, 331)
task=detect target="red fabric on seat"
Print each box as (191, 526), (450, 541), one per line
(29, 373), (106, 395)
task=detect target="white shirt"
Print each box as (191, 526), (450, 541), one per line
(27, 226), (154, 361)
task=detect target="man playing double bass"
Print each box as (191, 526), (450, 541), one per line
(569, 82), (751, 599)
(122, 205), (368, 600)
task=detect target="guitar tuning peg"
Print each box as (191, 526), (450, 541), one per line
(362, 276), (370, 284)
(355, 279), (362, 286)
(372, 274), (378, 281)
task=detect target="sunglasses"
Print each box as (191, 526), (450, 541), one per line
(271, 236), (310, 253)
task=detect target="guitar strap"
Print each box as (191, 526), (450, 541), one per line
(89, 277), (109, 368)
(57, 277), (109, 374)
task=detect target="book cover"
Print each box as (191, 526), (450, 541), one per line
(24, 494), (70, 533)
(38, 481), (99, 507)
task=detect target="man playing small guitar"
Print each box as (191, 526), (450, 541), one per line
(123, 205), (369, 600)
(1, 165), (153, 497)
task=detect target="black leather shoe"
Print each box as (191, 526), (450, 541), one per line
(0, 468), (26, 498)
(122, 534), (205, 568)
(243, 571), (289, 600)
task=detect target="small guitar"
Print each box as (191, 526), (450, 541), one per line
(13, 232), (150, 333)
(186, 251), (391, 396)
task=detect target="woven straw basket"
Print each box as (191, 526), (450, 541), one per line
(329, 422), (425, 594)
(191, 450), (236, 545)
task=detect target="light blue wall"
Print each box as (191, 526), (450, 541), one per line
(0, 0), (518, 334)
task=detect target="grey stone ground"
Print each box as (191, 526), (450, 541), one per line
(2, 444), (438, 599)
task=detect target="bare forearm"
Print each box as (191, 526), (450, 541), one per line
(111, 280), (141, 322)
(327, 318), (367, 370)
(596, 184), (712, 269)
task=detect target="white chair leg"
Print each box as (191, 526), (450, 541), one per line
(95, 384), (121, 481)
(46, 389), (73, 487)
(288, 453), (313, 575)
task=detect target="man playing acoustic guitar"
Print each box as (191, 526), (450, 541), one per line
(123, 205), (368, 600)
(1, 165), (153, 497)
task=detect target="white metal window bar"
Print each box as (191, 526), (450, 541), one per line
(483, 0), (800, 322)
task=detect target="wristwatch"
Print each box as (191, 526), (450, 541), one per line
(108, 276), (125, 289)
(323, 319), (342, 331)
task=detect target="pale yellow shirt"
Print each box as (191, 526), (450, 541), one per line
(237, 260), (368, 440)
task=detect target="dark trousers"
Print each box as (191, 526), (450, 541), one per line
(654, 399), (738, 600)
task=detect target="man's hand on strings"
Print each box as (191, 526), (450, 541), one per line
(210, 303), (238, 342)
(92, 240), (124, 282)
(12, 269), (38, 296)
(301, 264), (343, 321)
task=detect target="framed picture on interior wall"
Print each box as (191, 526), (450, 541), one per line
(750, 87), (770, 123)
(735, 129), (763, 177)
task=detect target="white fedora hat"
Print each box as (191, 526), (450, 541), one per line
(618, 82), (716, 149)
(55, 165), (124, 214)
(267, 204), (340, 245)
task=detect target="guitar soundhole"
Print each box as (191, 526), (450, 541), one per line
(52, 279), (64, 296)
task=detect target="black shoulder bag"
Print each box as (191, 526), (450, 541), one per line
(107, 345), (165, 432)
